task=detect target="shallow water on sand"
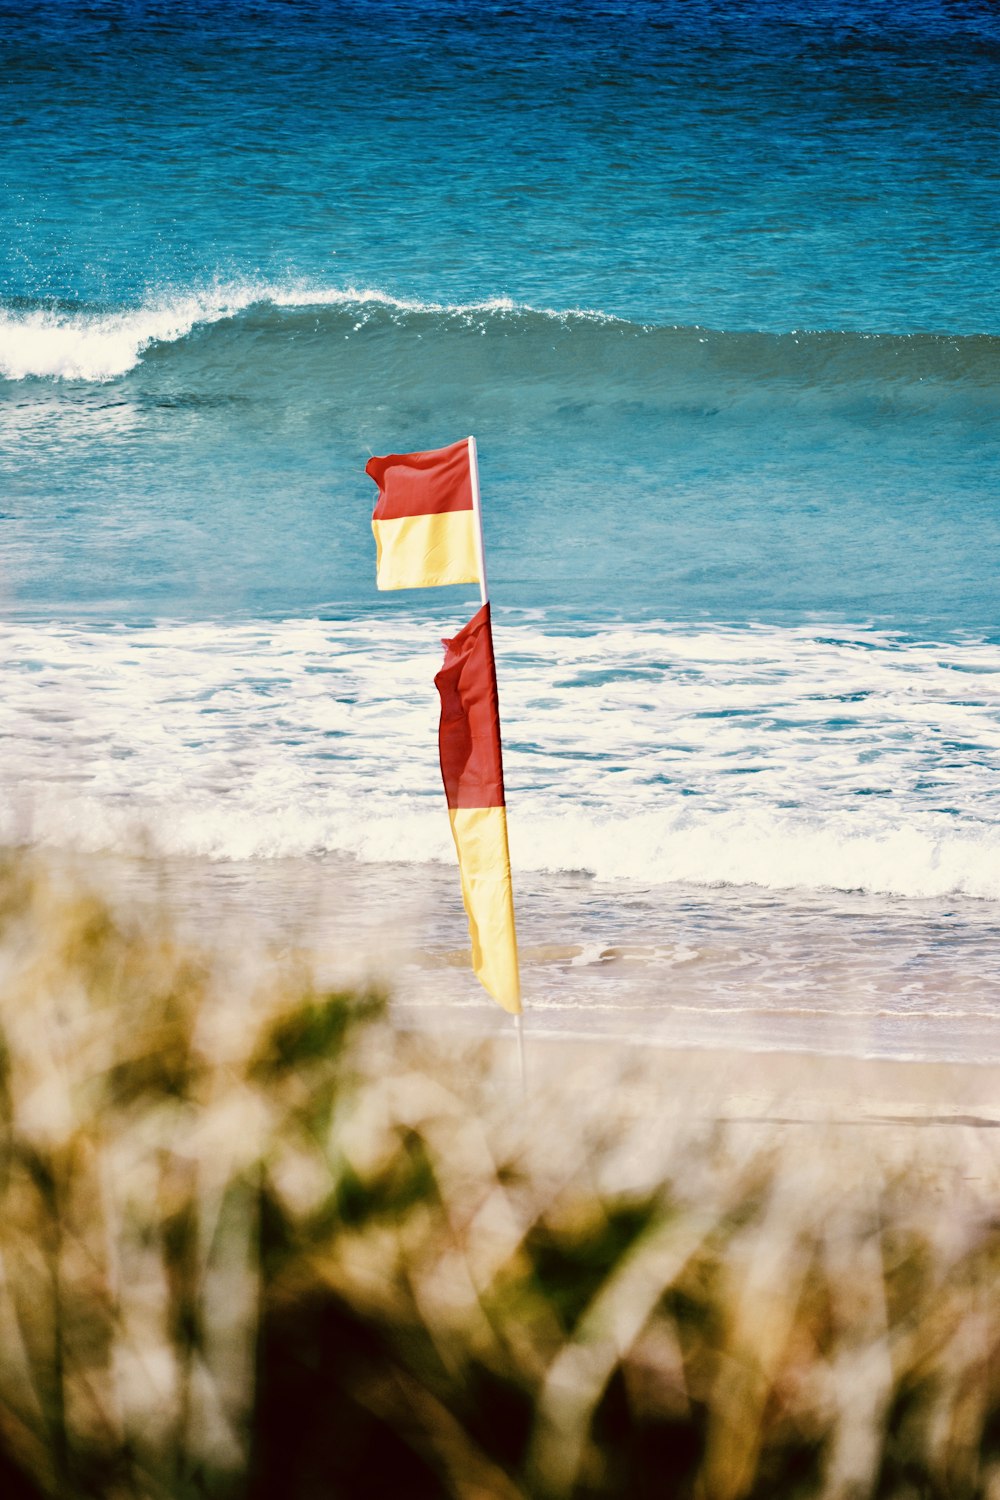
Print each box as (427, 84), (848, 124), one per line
(65, 852), (1000, 1066)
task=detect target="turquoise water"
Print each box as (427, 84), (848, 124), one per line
(2, 0), (999, 1055)
(3, 0), (999, 626)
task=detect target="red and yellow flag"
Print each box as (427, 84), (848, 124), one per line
(366, 439), (481, 591)
(367, 437), (520, 1014)
(435, 603), (521, 1014)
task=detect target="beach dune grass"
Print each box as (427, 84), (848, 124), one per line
(1, 854), (999, 1498)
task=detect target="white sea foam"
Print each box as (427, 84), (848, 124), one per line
(1, 616), (998, 901)
(0, 284), (617, 382)
(0, 292), (253, 381)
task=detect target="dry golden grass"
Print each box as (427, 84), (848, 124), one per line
(1, 852), (999, 1499)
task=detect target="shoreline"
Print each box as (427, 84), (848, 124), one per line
(16, 842), (1000, 1075)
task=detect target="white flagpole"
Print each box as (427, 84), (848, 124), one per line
(467, 434), (489, 607)
(467, 435), (526, 1089)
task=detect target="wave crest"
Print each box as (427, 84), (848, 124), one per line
(0, 284), (617, 382)
(3, 289), (997, 398)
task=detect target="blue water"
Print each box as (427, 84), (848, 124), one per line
(5, 1), (999, 327)
(2, 0), (999, 1055)
(3, 0), (998, 626)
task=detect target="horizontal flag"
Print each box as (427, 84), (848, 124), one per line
(435, 602), (521, 1014)
(367, 439), (481, 591)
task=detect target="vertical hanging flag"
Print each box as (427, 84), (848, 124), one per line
(366, 437), (521, 1016)
(366, 439), (481, 591)
(435, 602), (521, 1015)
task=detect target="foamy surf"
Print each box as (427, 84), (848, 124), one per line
(1, 615), (998, 901)
(5, 784), (999, 902)
(0, 293), (257, 381)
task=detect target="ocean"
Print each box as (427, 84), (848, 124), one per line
(2, 0), (998, 1060)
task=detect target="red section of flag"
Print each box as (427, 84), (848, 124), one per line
(435, 603), (506, 810)
(367, 440), (473, 520)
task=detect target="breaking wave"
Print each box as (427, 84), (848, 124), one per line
(0, 285), (616, 382)
(6, 786), (1000, 903)
(2, 285), (998, 398)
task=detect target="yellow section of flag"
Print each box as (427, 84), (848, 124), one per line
(372, 511), (480, 591)
(448, 805), (521, 1015)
